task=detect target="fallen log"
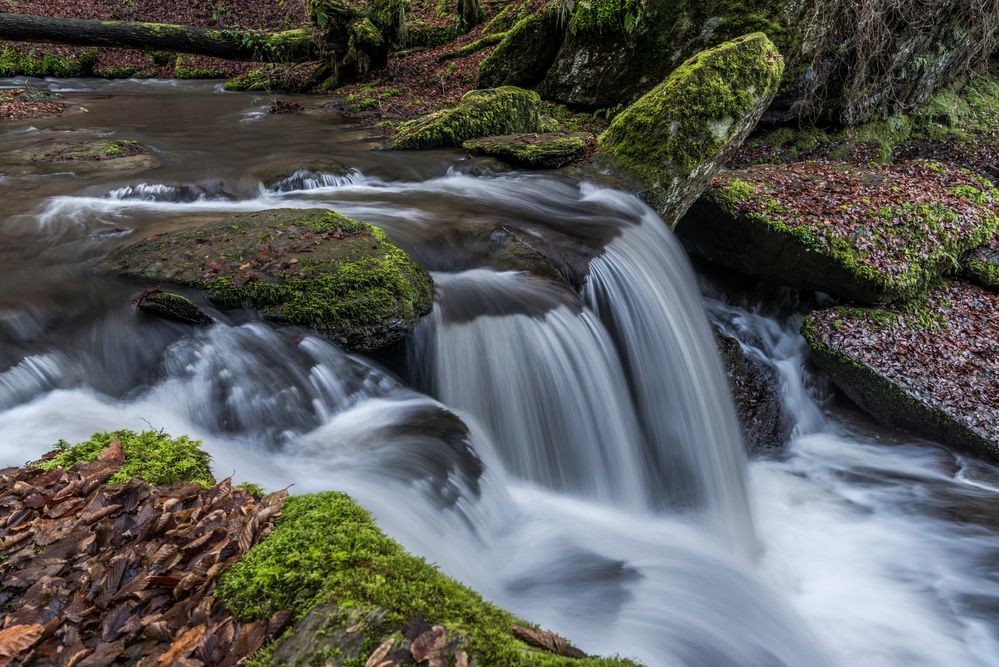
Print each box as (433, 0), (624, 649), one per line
(0, 13), (321, 62)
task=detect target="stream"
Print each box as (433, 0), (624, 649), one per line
(1, 78), (997, 667)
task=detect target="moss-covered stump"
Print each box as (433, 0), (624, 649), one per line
(963, 233), (999, 291)
(716, 330), (790, 454)
(802, 281), (999, 461)
(595, 33), (784, 226)
(476, 8), (566, 89)
(678, 161), (999, 304)
(463, 132), (589, 169)
(218, 492), (640, 666)
(134, 288), (214, 326)
(102, 209), (433, 353)
(389, 87), (542, 150)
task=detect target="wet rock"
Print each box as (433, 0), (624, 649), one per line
(463, 132), (589, 169)
(267, 603), (390, 665)
(476, 8), (566, 89)
(133, 289), (213, 326)
(389, 87), (542, 150)
(5, 137), (157, 175)
(802, 281), (999, 461)
(678, 161), (999, 304)
(595, 34), (784, 227)
(715, 330), (790, 454)
(252, 157), (353, 190)
(451, 155), (512, 177)
(962, 233), (999, 291)
(102, 209), (433, 353)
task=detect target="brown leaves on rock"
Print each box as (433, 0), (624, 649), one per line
(0, 443), (287, 666)
(810, 280), (999, 441)
(512, 625), (588, 659)
(0, 90), (69, 122)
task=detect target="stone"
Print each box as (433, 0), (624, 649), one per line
(463, 132), (589, 169)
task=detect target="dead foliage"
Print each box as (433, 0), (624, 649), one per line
(0, 89), (69, 122)
(0, 440), (288, 666)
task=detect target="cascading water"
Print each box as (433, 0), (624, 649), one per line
(0, 79), (996, 667)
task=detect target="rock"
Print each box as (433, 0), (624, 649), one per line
(716, 330), (790, 454)
(476, 8), (566, 89)
(677, 161), (999, 304)
(134, 289), (213, 326)
(254, 157), (356, 192)
(102, 209), (433, 353)
(267, 603), (390, 665)
(389, 87), (541, 150)
(963, 233), (999, 291)
(6, 137), (157, 175)
(595, 33), (784, 226)
(463, 132), (589, 169)
(802, 281), (999, 461)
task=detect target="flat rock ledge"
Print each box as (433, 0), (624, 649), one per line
(463, 132), (589, 169)
(802, 281), (998, 460)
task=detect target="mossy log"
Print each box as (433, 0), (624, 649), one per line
(0, 13), (319, 62)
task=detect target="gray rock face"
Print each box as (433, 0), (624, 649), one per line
(716, 331), (790, 455)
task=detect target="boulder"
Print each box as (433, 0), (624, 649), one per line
(6, 137), (157, 175)
(102, 209), (433, 353)
(476, 8), (566, 89)
(389, 87), (541, 150)
(963, 232), (999, 291)
(595, 33), (784, 226)
(463, 132), (589, 169)
(802, 281), (998, 461)
(716, 330), (790, 454)
(134, 289), (213, 326)
(677, 161), (999, 303)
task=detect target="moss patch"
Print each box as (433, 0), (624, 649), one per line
(218, 492), (640, 667)
(103, 209), (433, 352)
(476, 8), (565, 89)
(463, 132), (589, 168)
(33, 429), (215, 487)
(390, 86), (542, 150)
(35, 139), (145, 162)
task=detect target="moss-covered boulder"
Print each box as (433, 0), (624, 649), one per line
(963, 233), (999, 291)
(802, 282), (999, 461)
(6, 137), (156, 174)
(218, 491), (641, 666)
(389, 87), (542, 150)
(102, 209), (433, 353)
(463, 132), (589, 169)
(476, 8), (566, 89)
(678, 161), (999, 304)
(595, 33), (783, 225)
(134, 289), (213, 326)
(33, 429), (216, 487)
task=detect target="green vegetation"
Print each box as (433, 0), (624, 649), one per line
(390, 86), (542, 149)
(0, 47), (99, 78)
(405, 19), (460, 47)
(477, 8), (564, 89)
(596, 33), (784, 215)
(56, 139), (144, 161)
(34, 429), (215, 487)
(218, 492), (640, 667)
(174, 54), (225, 79)
(463, 132), (588, 168)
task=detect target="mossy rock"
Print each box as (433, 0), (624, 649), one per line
(6, 137), (157, 175)
(476, 8), (566, 89)
(33, 429), (216, 487)
(134, 289), (213, 326)
(389, 87), (542, 150)
(677, 161), (999, 304)
(252, 157), (354, 191)
(102, 209), (434, 353)
(963, 238), (999, 291)
(802, 282), (999, 461)
(595, 33), (784, 225)
(19, 138), (145, 163)
(218, 492), (642, 666)
(463, 132), (589, 168)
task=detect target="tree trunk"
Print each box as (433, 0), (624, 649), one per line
(0, 13), (320, 62)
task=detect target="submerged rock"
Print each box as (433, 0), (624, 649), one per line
(678, 161), (999, 303)
(389, 86), (541, 150)
(103, 209), (433, 353)
(595, 33), (784, 226)
(134, 289), (213, 326)
(463, 132), (589, 169)
(716, 331), (790, 454)
(802, 281), (999, 461)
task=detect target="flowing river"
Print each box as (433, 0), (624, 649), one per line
(1, 79), (997, 666)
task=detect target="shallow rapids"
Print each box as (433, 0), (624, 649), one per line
(1, 78), (997, 667)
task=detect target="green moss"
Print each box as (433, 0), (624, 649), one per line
(571, 0), (643, 34)
(218, 492), (640, 667)
(597, 33), (784, 214)
(99, 65), (144, 79)
(0, 47), (93, 78)
(174, 55), (225, 79)
(405, 19), (460, 47)
(58, 139), (144, 161)
(33, 430), (215, 487)
(390, 86), (541, 150)
(236, 481), (267, 500)
(148, 50), (175, 66)
(477, 8), (564, 89)
(463, 133), (588, 168)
